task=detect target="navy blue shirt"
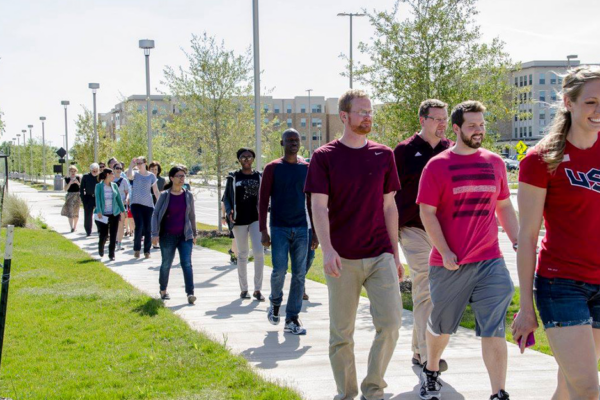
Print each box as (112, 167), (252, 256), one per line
(259, 158), (309, 231)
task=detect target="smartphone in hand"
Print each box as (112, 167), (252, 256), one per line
(513, 313), (536, 348)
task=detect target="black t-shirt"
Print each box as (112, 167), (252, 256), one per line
(65, 176), (81, 193)
(234, 171), (260, 226)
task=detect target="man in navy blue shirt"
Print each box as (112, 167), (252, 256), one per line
(259, 128), (318, 335)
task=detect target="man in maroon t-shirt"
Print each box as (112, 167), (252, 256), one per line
(305, 89), (403, 400)
(394, 99), (452, 371)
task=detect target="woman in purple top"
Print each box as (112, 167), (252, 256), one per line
(151, 166), (198, 304)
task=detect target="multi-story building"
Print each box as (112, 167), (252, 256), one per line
(509, 59), (582, 145)
(100, 95), (344, 154)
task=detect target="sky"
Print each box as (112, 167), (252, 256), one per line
(1, 0), (599, 150)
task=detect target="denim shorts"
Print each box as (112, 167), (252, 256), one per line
(534, 275), (600, 329)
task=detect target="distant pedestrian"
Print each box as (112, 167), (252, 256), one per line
(149, 161), (166, 192)
(305, 89), (403, 400)
(79, 163), (100, 236)
(513, 66), (600, 400)
(113, 162), (130, 251)
(127, 156), (160, 259)
(94, 168), (125, 261)
(221, 199), (238, 264)
(61, 165), (82, 232)
(151, 165), (197, 304)
(260, 128), (318, 335)
(222, 148), (265, 301)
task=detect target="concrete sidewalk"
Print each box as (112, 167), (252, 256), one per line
(9, 180), (560, 399)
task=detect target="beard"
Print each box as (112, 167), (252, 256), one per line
(460, 129), (483, 149)
(348, 115), (371, 135)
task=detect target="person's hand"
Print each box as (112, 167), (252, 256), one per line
(261, 231), (271, 248)
(441, 250), (459, 270)
(97, 213), (103, 219)
(152, 237), (159, 247)
(228, 210), (235, 224)
(311, 234), (319, 251)
(323, 248), (342, 278)
(395, 255), (405, 281)
(130, 158), (137, 167)
(511, 309), (538, 354)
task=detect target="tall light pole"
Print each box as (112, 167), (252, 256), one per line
(139, 39), (155, 161)
(567, 54), (578, 69)
(40, 117), (47, 190)
(306, 89), (313, 154)
(11, 138), (16, 175)
(27, 125), (33, 182)
(61, 100), (70, 166)
(16, 134), (21, 179)
(317, 122), (322, 147)
(337, 12), (365, 89)
(88, 83), (100, 163)
(252, 0), (262, 170)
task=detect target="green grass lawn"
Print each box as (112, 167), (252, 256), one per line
(0, 227), (301, 399)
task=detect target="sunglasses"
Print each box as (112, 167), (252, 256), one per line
(239, 156), (254, 161)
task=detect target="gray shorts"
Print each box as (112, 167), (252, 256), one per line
(428, 258), (514, 338)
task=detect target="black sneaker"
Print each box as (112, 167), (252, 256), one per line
(267, 304), (280, 325)
(240, 291), (250, 299)
(253, 291), (265, 301)
(284, 317), (306, 335)
(187, 294), (196, 305)
(160, 291), (170, 300)
(419, 363), (442, 400)
(490, 390), (510, 400)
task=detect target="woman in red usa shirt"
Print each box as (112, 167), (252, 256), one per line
(513, 66), (600, 400)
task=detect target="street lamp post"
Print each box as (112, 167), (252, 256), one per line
(252, 0), (262, 170)
(11, 138), (16, 175)
(306, 89), (313, 155)
(40, 117), (47, 190)
(566, 54), (578, 69)
(16, 134), (21, 180)
(337, 12), (365, 89)
(20, 130), (26, 181)
(139, 39), (155, 161)
(27, 125), (33, 182)
(317, 122), (322, 148)
(61, 100), (70, 166)
(88, 83), (100, 163)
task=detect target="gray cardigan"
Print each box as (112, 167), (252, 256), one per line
(151, 189), (197, 241)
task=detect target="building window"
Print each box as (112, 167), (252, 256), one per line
(300, 104), (306, 113)
(312, 118), (322, 127)
(514, 114), (518, 121)
(550, 91), (557, 101)
(528, 91), (532, 100)
(286, 104), (292, 113)
(519, 76), (523, 87)
(274, 120), (280, 127)
(274, 105), (280, 114)
(301, 135), (306, 141)
(301, 118), (306, 127)
(539, 73), (545, 84)
(558, 76), (563, 84)
(529, 74), (532, 85)
(514, 128), (518, 138)
(528, 126), (532, 137)
(550, 73), (557, 85)
(263, 104), (269, 112)
(287, 118), (292, 128)
(539, 90), (546, 102)
(312, 104), (322, 113)
(514, 77), (518, 87)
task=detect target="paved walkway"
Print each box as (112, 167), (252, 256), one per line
(9, 181), (560, 399)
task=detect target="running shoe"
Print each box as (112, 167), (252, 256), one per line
(284, 317), (306, 335)
(267, 304), (280, 325)
(490, 390), (510, 400)
(419, 363), (442, 400)
(187, 294), (196, 305)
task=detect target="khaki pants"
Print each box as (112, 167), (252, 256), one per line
(326, 252), (402, 400)
(399, 226), (432, 363)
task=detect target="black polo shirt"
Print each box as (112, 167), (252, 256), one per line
(394, 133), (452, 229)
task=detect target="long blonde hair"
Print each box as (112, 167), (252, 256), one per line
(538, 65), (600, 173)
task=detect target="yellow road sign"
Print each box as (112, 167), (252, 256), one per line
(517, 154), (526, 161)
(515, 140), (528, 154)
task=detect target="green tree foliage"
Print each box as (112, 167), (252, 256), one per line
(0, 108), (5, 135)
(355, 0), (516, 150)
(163, 33), (278, 230)
(70, 107), (113, 170)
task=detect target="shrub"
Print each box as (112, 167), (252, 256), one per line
(2, 193), (30, 227)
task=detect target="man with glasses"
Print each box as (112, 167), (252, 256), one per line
(260, 128), (318, 335)
(393, 99), (452, 372)
(80, 163), (100, 236)
(305, 89), (403, 400)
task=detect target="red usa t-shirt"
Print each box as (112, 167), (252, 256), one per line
(304, 139), (401, 259)
(417, 148), (510, 266)
(519, 134), (600, 284)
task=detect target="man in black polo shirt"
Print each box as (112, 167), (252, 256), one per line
(79, 162), (100, 236)
(394, 99), (451, 370)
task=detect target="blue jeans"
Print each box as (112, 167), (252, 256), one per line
(159, 234), (194, 295)
(270, 226), (309, 320)
(535, 275), (600, 329)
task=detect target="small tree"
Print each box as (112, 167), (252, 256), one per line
(354, 0), (516, 149)
(71, 107), (113, 170)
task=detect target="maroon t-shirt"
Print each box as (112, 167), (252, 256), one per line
(304, 139), (401, 259)
(163, 192), (186, 235)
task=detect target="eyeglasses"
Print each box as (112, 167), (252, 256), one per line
(424, 116), (448, 123)
(239, 156), (254, 161)
(136, 161), (145, 165)
(350, 110), (373, 117)
(114, 167), (122, 170)
(174, 174), (186, 179)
